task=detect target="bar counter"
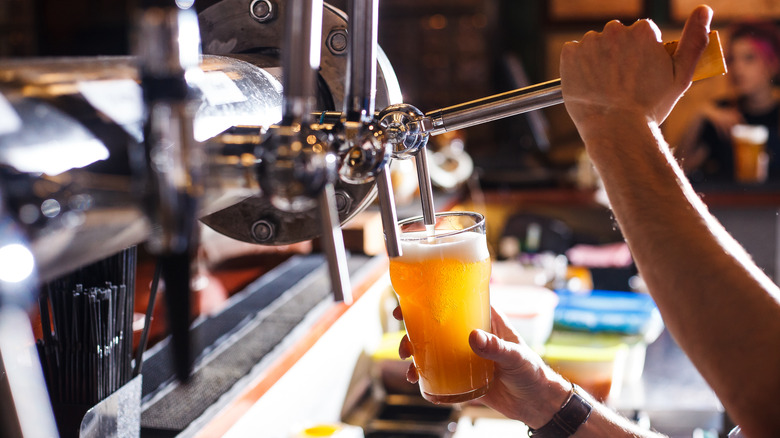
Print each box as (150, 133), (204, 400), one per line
(137, 185), (780, 437)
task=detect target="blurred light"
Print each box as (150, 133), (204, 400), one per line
(0, 244), (34, 283)
(310, 0), (323, 69)
(41, 199), (60, 218)
(4, 139), (109, 175)
(176, 0), (195, 9)
(18, 204), (40, 224)
(428, 14), (447, 30)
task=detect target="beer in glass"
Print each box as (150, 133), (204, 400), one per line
(389, 212), (493, 403)
(732, 124), (769, 183)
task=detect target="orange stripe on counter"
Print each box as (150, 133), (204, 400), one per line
(194, 256), (389, 438)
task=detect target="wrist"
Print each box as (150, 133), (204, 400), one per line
(522, 369), (572, 429)
(528, 383), (593, 438)
(573, 110), (655, 147)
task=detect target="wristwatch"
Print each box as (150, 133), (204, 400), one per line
(527, 383), (592, 437)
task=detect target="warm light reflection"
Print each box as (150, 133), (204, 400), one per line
(310, 0), (324, 69)
(4, 138), (109, 175)
(0, 244), (35, 283)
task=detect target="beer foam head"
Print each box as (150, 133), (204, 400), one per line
(399, 230), (489, 263)
(732, 124), (769, 144)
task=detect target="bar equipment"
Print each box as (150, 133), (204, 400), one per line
(0, 0), (727, 435)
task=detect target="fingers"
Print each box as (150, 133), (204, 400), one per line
(398, 334), (418, 383)
(392, 305), (403, 321)
(673, 5), (713, 85)
(469, 329), (525, 370)
(399, 334), (412, 359)
(406, 363), (419, 384)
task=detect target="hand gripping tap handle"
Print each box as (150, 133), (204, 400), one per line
(422, 31), (726, 136)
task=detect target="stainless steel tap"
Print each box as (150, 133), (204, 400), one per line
(135, 3), (203, 381)
(257, 0), (352, 303)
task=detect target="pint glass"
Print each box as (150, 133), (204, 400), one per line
(389, 212), (494, 403)
(732, 124), (769, 183)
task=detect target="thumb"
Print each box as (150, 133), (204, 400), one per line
(470, 329), (523, 368)
(673, 5), (713, 86)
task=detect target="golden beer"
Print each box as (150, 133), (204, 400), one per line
(389, 212), (494, 403)
(732, 124), (769, 183)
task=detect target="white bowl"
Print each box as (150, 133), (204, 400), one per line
(491, 284), (558, 350)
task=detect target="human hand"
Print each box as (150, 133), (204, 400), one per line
(394, 305), (571, 429)
(702, 104), (744, 139)
(560, 6), (713, 141)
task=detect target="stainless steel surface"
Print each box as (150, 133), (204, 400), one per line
(0, 54), (284, 282)
(377, 104), (435, 228)
(249, 0), (275, 23)
(0, 308), (59, 438)
(424, 79), (563, 136)
(79, 375), (142, 438)
(318, 184), (352, 303)
(414, 143), (436, 227)
(280, 0), (322, 124)
(196, 0), (403, 254)
(344, 0), (378, 123)
(136, 4), (203, 382)
(135, 7), (200, 79)
(198, 1), (403, 116)
(377, 165), (401, 258)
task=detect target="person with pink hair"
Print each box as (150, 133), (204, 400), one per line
(677, 20), (780, 182)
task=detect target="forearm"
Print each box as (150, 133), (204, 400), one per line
(573, 392), (665, 438)
(581, 114), (780, 436)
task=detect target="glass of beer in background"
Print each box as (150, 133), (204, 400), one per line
(389, 211), (493, 404)
(732, 124), (769, 184)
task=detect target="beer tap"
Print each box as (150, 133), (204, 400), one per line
(341, 0), (404, 258)
(135, 1), (203, 381)
(257, 0), (352, 302)
(407, 31), (727, 137)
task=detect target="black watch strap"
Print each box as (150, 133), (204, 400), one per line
(528, 384), (592, 438)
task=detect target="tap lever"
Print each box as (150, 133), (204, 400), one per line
(376, 164), (402, 258)
(421, 30), (726, 136)
(318, 184), (352, 304)
(414, 143), (436, 227)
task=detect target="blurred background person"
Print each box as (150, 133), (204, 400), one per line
(676, 20), (780, 182)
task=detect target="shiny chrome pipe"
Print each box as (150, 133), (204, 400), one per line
(345, 0), (379, 122)
(281, 0), (323, 123)
(424, 79), (563, 136)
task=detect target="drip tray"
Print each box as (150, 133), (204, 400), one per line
(348, 394), (459, 438)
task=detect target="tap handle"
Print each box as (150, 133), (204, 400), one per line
(159, 250), (195, 381)
(318, 184), (352, 304)
(421, 31), (726, 136)
(377, 104), (436, 227)
(376, 163), (402, 258)
(414, 143), (436, 228)
(135, 4), (202, 382)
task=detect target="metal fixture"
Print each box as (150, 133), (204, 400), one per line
(250, 0), (275, 22)
(135, 3), (203, 382)
(334, 190), (352, 214)
(251, 220), (276, 242)
(257, 0), (353, 302)
(327, 28), (348, 55)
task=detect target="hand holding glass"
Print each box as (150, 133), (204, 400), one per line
(389, 212), (493, 404)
